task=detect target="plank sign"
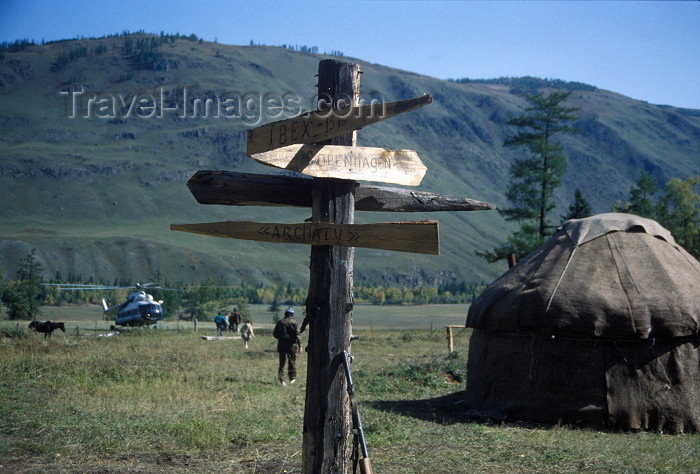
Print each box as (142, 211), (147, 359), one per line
(246, 94), (432, 156)
(170, 220), (440, 255)
(251, 144), (427, 186)
(185, 170), (497, 212)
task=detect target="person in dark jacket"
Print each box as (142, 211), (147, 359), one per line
(229, 308), (242, 332)
(273, 306), (301, 385)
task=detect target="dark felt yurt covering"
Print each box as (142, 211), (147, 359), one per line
(465, 213), (700, 432)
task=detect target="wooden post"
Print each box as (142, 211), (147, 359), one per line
(445, 325), (466, 353)
(303, 59), (360, 474)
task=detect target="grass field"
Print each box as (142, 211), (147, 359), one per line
(1, 305), (698, 473)
(30, 303), (470, 331)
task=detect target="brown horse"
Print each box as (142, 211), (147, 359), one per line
(28, 320), (66, 338)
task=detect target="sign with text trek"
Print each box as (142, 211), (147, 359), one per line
(246, 94), (432, 156)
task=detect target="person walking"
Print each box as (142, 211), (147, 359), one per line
(273, 306), (301, 386)
(229, 308), (242, 332)
(215, 312), (228, 337)
(240, 319), (254, 349)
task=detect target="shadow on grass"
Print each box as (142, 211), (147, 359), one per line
(368, 391), (637, 433)
(366, 390), (468, 425)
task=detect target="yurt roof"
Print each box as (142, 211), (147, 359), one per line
(467, 213), (700, 339)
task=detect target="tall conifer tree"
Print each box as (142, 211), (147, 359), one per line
(478, 91), (579, 263)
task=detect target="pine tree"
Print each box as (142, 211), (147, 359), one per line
(628, 170), (658, 218)
(562, 188), (593, 222)
(1, 249), (44, 320)
(477, 91), (579, 263)
(612, 169), (659, 218)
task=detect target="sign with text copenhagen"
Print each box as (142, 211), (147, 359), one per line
(251, 144), (427, 186)
(170, 220), (440, 255)
(246, 94), (432, 156)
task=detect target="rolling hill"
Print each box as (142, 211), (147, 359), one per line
(1, 33), (699, 287)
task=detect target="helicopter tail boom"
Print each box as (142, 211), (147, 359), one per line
(101, 298), (119, 316)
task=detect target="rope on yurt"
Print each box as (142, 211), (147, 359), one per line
(530, 246), (578, 383)
(610, 233), (652, 329)
(544, 246), (578, 317)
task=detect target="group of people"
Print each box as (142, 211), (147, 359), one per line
(214, 308), (255, 349)
(214, 305), (303, 386)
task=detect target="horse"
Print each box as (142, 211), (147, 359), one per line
(28, 320), (66, 338)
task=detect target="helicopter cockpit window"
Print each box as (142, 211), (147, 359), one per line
(140, 303), (162, 320)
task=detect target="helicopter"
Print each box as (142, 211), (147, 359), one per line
(101, 283), (164, 328)
(42, 282), (166, 328)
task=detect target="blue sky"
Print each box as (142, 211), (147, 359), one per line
(2, 0), (699, 109)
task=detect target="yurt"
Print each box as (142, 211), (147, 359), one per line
(465, 213), (700, 432)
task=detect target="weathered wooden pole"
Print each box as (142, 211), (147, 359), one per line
(302, 59), (360, 474)
(445, 324), (466, 353)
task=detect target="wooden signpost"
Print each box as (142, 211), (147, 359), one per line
(170, 220), (439, 254)
(246, 94), (432, 156)
(251, 144), (427, 186)
(185, 170), (495, 212)
(171, 59), (494, 474)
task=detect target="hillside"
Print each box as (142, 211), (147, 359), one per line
(1, 34), (699, 287)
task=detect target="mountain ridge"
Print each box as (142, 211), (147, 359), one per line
(1, 34), (698, 287)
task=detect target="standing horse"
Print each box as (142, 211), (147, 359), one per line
(28, 320), (66, 338)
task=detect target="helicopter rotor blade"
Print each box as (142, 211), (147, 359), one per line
(41, 284), (123, 291)
(41, 282), (244, 292)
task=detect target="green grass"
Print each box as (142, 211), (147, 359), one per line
(1, 305), (698, 473)
(24, 303), (470, 332)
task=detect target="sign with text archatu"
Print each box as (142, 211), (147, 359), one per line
(246, 94), (432, 156)
(252, 144), (427, 186)
(170, 220), (439, 255)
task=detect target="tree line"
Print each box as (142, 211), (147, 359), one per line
(0, 257), (485, 321)
(51, 31), (200, 72)
(446, 76), (596, 92)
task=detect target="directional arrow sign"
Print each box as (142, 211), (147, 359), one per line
(186, 170), (496, 211)
(252, 144), (427, 186)
(170, 220), (439, 255)
(246, 94), (432, 156)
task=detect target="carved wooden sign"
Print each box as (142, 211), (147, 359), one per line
(170, 220), (440, 255)
(246, 94), (432, 156)
(185, 170), (496, 212)
(251, 144), (427, 186)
